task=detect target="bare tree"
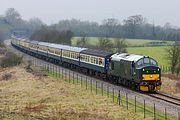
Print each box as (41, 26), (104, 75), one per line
(114, 38), (127, 53)
(123, 15), (146, 38)
(98, 37), (113, 51)
(166, 44), (180, 74)
(5, 8), (21, 25)
(102, 18), (119, 38)
(28, 17), (44, 31)
(76, 33), (88, 47)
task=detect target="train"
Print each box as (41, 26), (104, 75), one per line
(11, 36), (162, 92)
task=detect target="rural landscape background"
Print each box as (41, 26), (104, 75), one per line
(0, 0), (180, 119)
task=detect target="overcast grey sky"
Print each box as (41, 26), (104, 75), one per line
(0, 0), (179, 26)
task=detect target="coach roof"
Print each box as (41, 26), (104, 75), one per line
(38, 41), (87, 52)
(81, 49), (113, 57)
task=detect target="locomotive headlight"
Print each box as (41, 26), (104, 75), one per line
(143, 69), (145, 71)
(157, 69), (160, 71)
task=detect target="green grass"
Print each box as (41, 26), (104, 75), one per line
(72, 37), (171, 68)
(127, 46), (169, 67)
(71, 37), (174, 46)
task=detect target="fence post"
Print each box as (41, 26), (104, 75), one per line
(58, 66), (60, 78)
(107, 85), (109, 97)
(113, 88), (114, 102)
(86, 76), (87, 90)
(48, 64), (49, 73)
(135, 96), (136, 113)
(101, 83), (103, 96)
(73, 72), (74, 84)
(154, 103), (156, 120)
(126, 93), (128, 110)
(81, 75), (82, 87)
(144, 99), (146, 118)
(77, 73), (78, 84)
(56, 66), (57, 77)
(165, 108), (167, 120)
(96, 81), (97, 94)
(69, 70), (70, 83)
(53, 64), (54, 76)
(118, 90), (120, 106)
(62, 69), (64, 79)
(65, 69), (66, 80)
(91, 78), (92, 92)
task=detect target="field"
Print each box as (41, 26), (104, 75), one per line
(72, 37), (172, 67)
(127, 46), (169, 67)
(0, 66), (147, 120)
(72, 37), (174, 47)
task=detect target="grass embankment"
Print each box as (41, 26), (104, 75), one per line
(0, 66), (146, 120)
(161, 75), (180, 97)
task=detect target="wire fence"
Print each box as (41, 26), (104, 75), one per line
(29, 58), (179, 120)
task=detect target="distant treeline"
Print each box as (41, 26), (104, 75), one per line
(30, 26), (74, 45)
(53, 16), (180, 41)
(0, 8), (180, 42)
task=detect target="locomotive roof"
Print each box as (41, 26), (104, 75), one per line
(111, 53), (144, 62)
(38, 42), (87, 52)
(81, 49), (113, 57)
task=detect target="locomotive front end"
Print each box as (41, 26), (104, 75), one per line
(137, 57), (162, 92)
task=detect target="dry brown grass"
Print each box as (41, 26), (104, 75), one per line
(0, 66), (147, 120)
(161, 74), (180, 97)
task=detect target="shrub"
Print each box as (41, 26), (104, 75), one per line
(0, 51), (23, 68)
(0, 48), (7, 55)
(2, 73), (12, 81)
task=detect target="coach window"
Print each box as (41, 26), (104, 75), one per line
(70, 52), (73, 58)
(83, 55), (86, 61)
(95, 57), (98, 64)
(64, 51), (67, 57)
(99, 58), (103, 65)
(81, 55), (84, 61)
(42, 46), (45, 51)
(55, 49), (59, 54)
(93, 57), (96, 64)
(70, 52), (72, 58)
(65, 51), (68, 57)
(75, 53), (79, 59)
(63, 51), (65, 56)
(73, 53), (75, 59)
(67, 51), (69, 57)
(49, 48), (54, 53)
(86, 56), (88, 62)
(87, 56), (90, 62)
(43, 46), (45, 51)
(91, 56), (93, 63)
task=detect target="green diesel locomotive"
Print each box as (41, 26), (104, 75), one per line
(108, 53), (161, 92)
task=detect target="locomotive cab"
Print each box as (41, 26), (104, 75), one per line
(135, 57), (161, 92)
(109, 53), (161, 92)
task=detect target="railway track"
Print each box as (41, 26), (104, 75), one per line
(4, 39), (180, 116)
(147, 92), (180, 106)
